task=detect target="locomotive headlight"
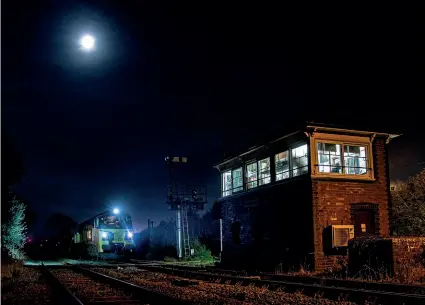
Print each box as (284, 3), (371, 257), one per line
(101, 232), (108, 238)
(127, 232), (133, 239)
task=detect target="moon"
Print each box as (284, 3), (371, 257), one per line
(80, 34), (95, 51)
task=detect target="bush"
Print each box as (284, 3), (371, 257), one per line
(188, 238), (214, 263)
(392, 237), (425, 283)
(348, 236), (393, 280)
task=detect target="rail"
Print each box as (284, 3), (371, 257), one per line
(39, 264), (84, 305)
(41, 264), (190, 304)
(134, 264), (425, 305)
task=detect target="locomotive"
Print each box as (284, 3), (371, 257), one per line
(73, 208), (135, 255)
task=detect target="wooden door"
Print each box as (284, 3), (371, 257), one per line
(354, 210), (375, 237)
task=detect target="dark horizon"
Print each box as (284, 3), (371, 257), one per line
(3, 1), (423, 236)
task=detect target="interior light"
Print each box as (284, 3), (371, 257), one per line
(102, 232), (108, 238)
(127, 232), (133, 238)
(113, 208), (120, 214)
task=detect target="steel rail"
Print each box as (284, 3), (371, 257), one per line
(129, 261), (425, 295)
(42, 264), (191, 304)
(40, 264), (84, 305)
(74, 265), (190, 304)
(135, 264), (425, 305)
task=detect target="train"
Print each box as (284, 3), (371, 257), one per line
(73, 208), (135, 256)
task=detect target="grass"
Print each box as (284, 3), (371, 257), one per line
(1, 261), (25, 283)
(58, 258), (111, 265)
(163, 256), (216, 267)
(274, 258), (425, 285)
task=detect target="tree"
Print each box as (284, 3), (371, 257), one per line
(391, 169), (425, 236)
(1, 197), (27, 260)
(45, 213), (77, 237)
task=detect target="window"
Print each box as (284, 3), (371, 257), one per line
(258, 158), (271, 185)
(317, 143), (342, 173)
(232, 167), (243, 192)
(221, 168), (243, 197)
(222, 170), (232, 197)
(275, 151), (290, 181)
(344, 145), (367, 175)
(291, 144), (308, 177)
(315, 141), (369, 177)
(246, 162), (258, 189)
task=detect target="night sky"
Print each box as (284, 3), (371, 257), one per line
(3, 2), (423, 234)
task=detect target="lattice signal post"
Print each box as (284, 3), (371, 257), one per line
(165, 156), (207, 258)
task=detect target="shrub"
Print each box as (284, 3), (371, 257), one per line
(348, 236), (393, 280)
(186, 238), (214, 263)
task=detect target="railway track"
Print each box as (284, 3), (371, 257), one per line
(133, 264), (425, 305)
(40, 264), (189, 305)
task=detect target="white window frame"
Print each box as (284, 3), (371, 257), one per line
(310, 133), (374, 180)
(275, 142), (309, 181)
(275, 150), (290, 181)
(291, 143), (309, 177)
(221, 170), (232, 197)
(258, 157), (271, 186)
(245, 162), (258, 190)
(221, 167), (243, 197)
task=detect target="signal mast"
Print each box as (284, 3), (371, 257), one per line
(165, 156), (207, 258)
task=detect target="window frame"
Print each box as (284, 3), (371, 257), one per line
(310, 133), (374, 180)
(221, 167), (244, 197)
(275, 150), (290, 181)
(257, 157), (271, 186)
(290, 143), (309, 177)
(275, 142), (309, 181)
(231, 167), (243, 193)
(245, 161), (258, 190)
(221, 170), (232, 197)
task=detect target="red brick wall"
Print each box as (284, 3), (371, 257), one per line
(312, 138), (390, 271)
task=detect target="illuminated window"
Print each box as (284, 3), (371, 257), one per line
(291, 144), (308, 177)
(317, 143), (342, 173)
(246, 162), (258, 189)
(222, 170), (232, 197)
(344, 145), (367, 175)
(315, 141), (369, 176)
(86, 230), (92, 241)
(232, 167), (243, 192)
(258, 158), (271, 186)
(275, 151), (290, 181)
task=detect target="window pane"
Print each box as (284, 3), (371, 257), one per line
(275, 151), (289, 181)
(232, 167), (243, 192)
(317, 142), (342, 173)
(222, 170), (232, 196)
(344, 145), (367, 175)
(246, 162), (258, 189)
(291, 144), (308, 177)
(258, 158), (271, 186)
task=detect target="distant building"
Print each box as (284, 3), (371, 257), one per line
(213, 122), (399, 271)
